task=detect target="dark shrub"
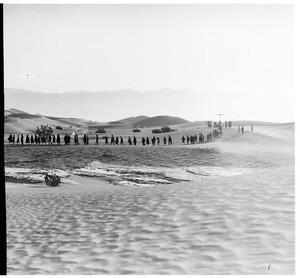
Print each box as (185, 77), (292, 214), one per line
(132, 128), (141, 132)
(161, 126), (171, 133)
(56, 126), (63, 130)
(96, 128), (106, 133)
(152, 129), (162, 134)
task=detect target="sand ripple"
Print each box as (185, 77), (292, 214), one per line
(6, 166), (294, 274)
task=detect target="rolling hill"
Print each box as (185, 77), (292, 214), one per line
(132, 115), (190, 128)
(4, 109), (191, 134)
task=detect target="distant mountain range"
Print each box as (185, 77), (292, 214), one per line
(5, 88), (294, 124)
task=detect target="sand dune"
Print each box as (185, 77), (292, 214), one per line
(250, 125), (294, 143)
(5, 110), (294, 274)
(6, 166), (294, 274)
(4, 109), (191, 134)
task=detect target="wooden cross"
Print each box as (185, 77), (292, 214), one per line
(217, 110), (223, 121)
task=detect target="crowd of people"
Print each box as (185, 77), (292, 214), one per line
(102, 135), (173, 146)
(6, 129), (223, 147)
(7, 123), (251, 146)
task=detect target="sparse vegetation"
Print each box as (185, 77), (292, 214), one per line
(132, 128), (141, 132)
(96, 128), (106, 133)
(56, 126), (63, 130)
(161, 125), (171, 133)
(152, 125), (176, 133)
(152, 129), (162, 134)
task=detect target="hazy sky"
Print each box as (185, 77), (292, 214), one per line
(4, 4), (294, 121)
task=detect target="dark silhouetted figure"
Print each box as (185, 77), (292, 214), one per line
(251, 124), (253, 132)
(53, 134), (56, 144)
(30, 135), (34, 144)
(21, 134), (24, 145)
(157, 137), (160, 145)
(133, 136), (137, 145)
(95, 134), (99, 145)
(48, 134), (52, 145)
(152, 136), (156, 146)
(64, 134), (68, 145)
(57, 134), (61, 145)
(16, 135), (20, 144)
(146, 137), (150, 146)
(181, 136), (185, 144)
(104, 136), (109, 145)
(241, 126), (244, 134)
(142, 137), (145, 145)
(115, 136), (119, 145)
(110, 135), (115, 145)
(8, 134), (12, 144)
(12, 135), (15, 144)
(163, 137), (167, 145)
(120, 136), (124, 145)
(128, 136), (132, 145)
(26, 134), (30, 145)
(168, 135), (172, 145)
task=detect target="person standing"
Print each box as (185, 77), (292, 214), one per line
(120, 136), (124, 145)
(152, 136), (156, 146)
(157, 137), (160, 145)
(104, 136), (109, 145)
(133, 136), (137, 146)
(168, 135), (172, 145)
(241, 126), (244, 134)
(163, 137), (167, 145)
(48, 134), (52, 145)
(57, 134), (60, 145)
(95, 134), (99, 145)
(110, 135), (115, 145)
(8, 134), (12, 144)
(21, 134), (24, 145)
(16, 135), (20, 144)
(128, 136), (132, 145)
(251, 124), (253, 132)
(25, 134), (30, 145)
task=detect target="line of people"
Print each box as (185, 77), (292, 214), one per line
(181, 129), (222, 144)
(103, 135), (173, 146)
(7, 133), (73, 145)
(7, 131), (224, 147)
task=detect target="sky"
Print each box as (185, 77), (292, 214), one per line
(4, 4), (295, 122)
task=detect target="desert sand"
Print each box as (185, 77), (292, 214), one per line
(5, 125), (295, 274)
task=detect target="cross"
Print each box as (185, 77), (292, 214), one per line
(217, 110), (223, 122)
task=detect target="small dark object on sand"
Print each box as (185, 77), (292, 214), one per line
(44, 173), (61, 187)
